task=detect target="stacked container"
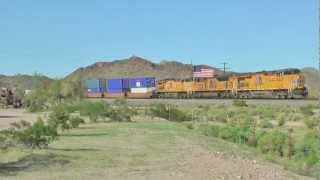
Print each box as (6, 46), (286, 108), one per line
(85, 79), (104, 98)
(128, 77), (156, 98)
(104, 78), (130, 98)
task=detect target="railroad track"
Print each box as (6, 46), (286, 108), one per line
(89, 98), (319, 107)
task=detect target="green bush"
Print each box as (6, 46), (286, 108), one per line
(76, 101), (110, 122)
(0, 131), (12, 151)
(149, 104), (191, 122)
(202, 125), (221, 137)
(259, 120), (274, 129)
(24, 88), (49, 112)
(69, 116), (85, 129)
(232, 100), (248, 107)
(48, 105), (85, 131)
(109, 99), (137, 122)
(258, 130), (286, 157)
(186, 123), (195, 130)
(277, 113), (286, 127)
(48, 105), (72, 131)
(202, 124), (252, 145)
(10, 118), (58, 149)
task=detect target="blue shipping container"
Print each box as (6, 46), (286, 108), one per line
(129, 77), (156, 88)
(107, 79), (130, 93)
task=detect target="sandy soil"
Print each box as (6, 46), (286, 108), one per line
(0, 109), (42, 130)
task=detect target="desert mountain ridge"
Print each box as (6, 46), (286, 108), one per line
(1, 56), (319, 97)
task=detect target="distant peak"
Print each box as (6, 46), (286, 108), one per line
(128, 55), (147, 61)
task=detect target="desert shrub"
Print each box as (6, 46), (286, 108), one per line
(254, 106), (277, 119)
(289, 113), (304, 122)
(259, 120), (274, 129)
(48, 105), (85, 130)
(186, 123), (195, 130)
(202, 125), (221, 137)
(76, 101), (110, 122)
(219, 126), (251, 144)
(69, 116), (85, 129)
(0, 131), (13, 151)
(10, 118), (58, 149)
(202, 123), (252, 145)
(277, 113), (286, 127)
(294, 131), (320, 167)
(258, 130), (286, 156)
(109, 99), (137, 122)
(48, 105), (72, 130)
(149, 104), (191, 122)
(24, 88), (49, 112)
(232, 100), (248, 107)
(149, 104), (168, 119)
(300, 105), (316, 116)
(210, 111), (228, 123)
(229, 114), (254, 129)
(304, 117), (320, 129)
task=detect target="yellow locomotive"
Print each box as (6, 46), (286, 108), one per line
(156, 69), (308, 99)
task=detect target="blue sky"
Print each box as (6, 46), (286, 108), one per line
(0, 0), (318, 77)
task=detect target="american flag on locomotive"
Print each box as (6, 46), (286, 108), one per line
(193, 65), (215, 78)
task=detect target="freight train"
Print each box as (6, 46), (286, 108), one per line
(85, 68), (308, 99)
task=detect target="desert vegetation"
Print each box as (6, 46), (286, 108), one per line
(1, 80), (320, 179)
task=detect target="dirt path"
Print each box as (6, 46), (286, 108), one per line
(0, 109), (41, 130)
(112, 136), (312, 180)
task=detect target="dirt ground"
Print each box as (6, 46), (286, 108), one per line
(0, 109), (43, 130)
(0, 120), (315, 180)
(0, 106), (317, 180)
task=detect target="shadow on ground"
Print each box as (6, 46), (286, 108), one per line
(60, 132), (110, 137)
(0, 115), (18, 119)
(0, 153), (70, 176)
(49, 147), (100, 152)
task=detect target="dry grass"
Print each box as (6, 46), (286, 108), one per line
(0, 120), (312, 180)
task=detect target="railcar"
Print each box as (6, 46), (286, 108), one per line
(156, 69), (308, 99)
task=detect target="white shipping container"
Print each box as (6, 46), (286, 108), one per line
(130, 87), (154, 93)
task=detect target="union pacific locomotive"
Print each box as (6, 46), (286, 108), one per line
(85, 68), (308, 99)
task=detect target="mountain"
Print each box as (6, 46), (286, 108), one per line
(0, 74), (52, 91)
(67, 56), (319, 98)
(301, 67), (320, 98)
(66, 56), (220, 81)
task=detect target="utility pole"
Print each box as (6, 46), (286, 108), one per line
(318, 0), (320, 71)
(222, 62), (228, 74)
(318, 0), (320, 102)
(219, 62), (230, 75)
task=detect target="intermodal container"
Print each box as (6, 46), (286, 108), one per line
(130, 87), (155, 93)
(129, 77), (156, 88)
(107, 79), (129, 93)
(85, 79), (100, 89)
(87, 88), (102, 93)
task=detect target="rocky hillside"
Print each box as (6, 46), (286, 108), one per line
(66, 56), (220, 81)
(0, 74), (52, 91)
(66, 56), (320, 99)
